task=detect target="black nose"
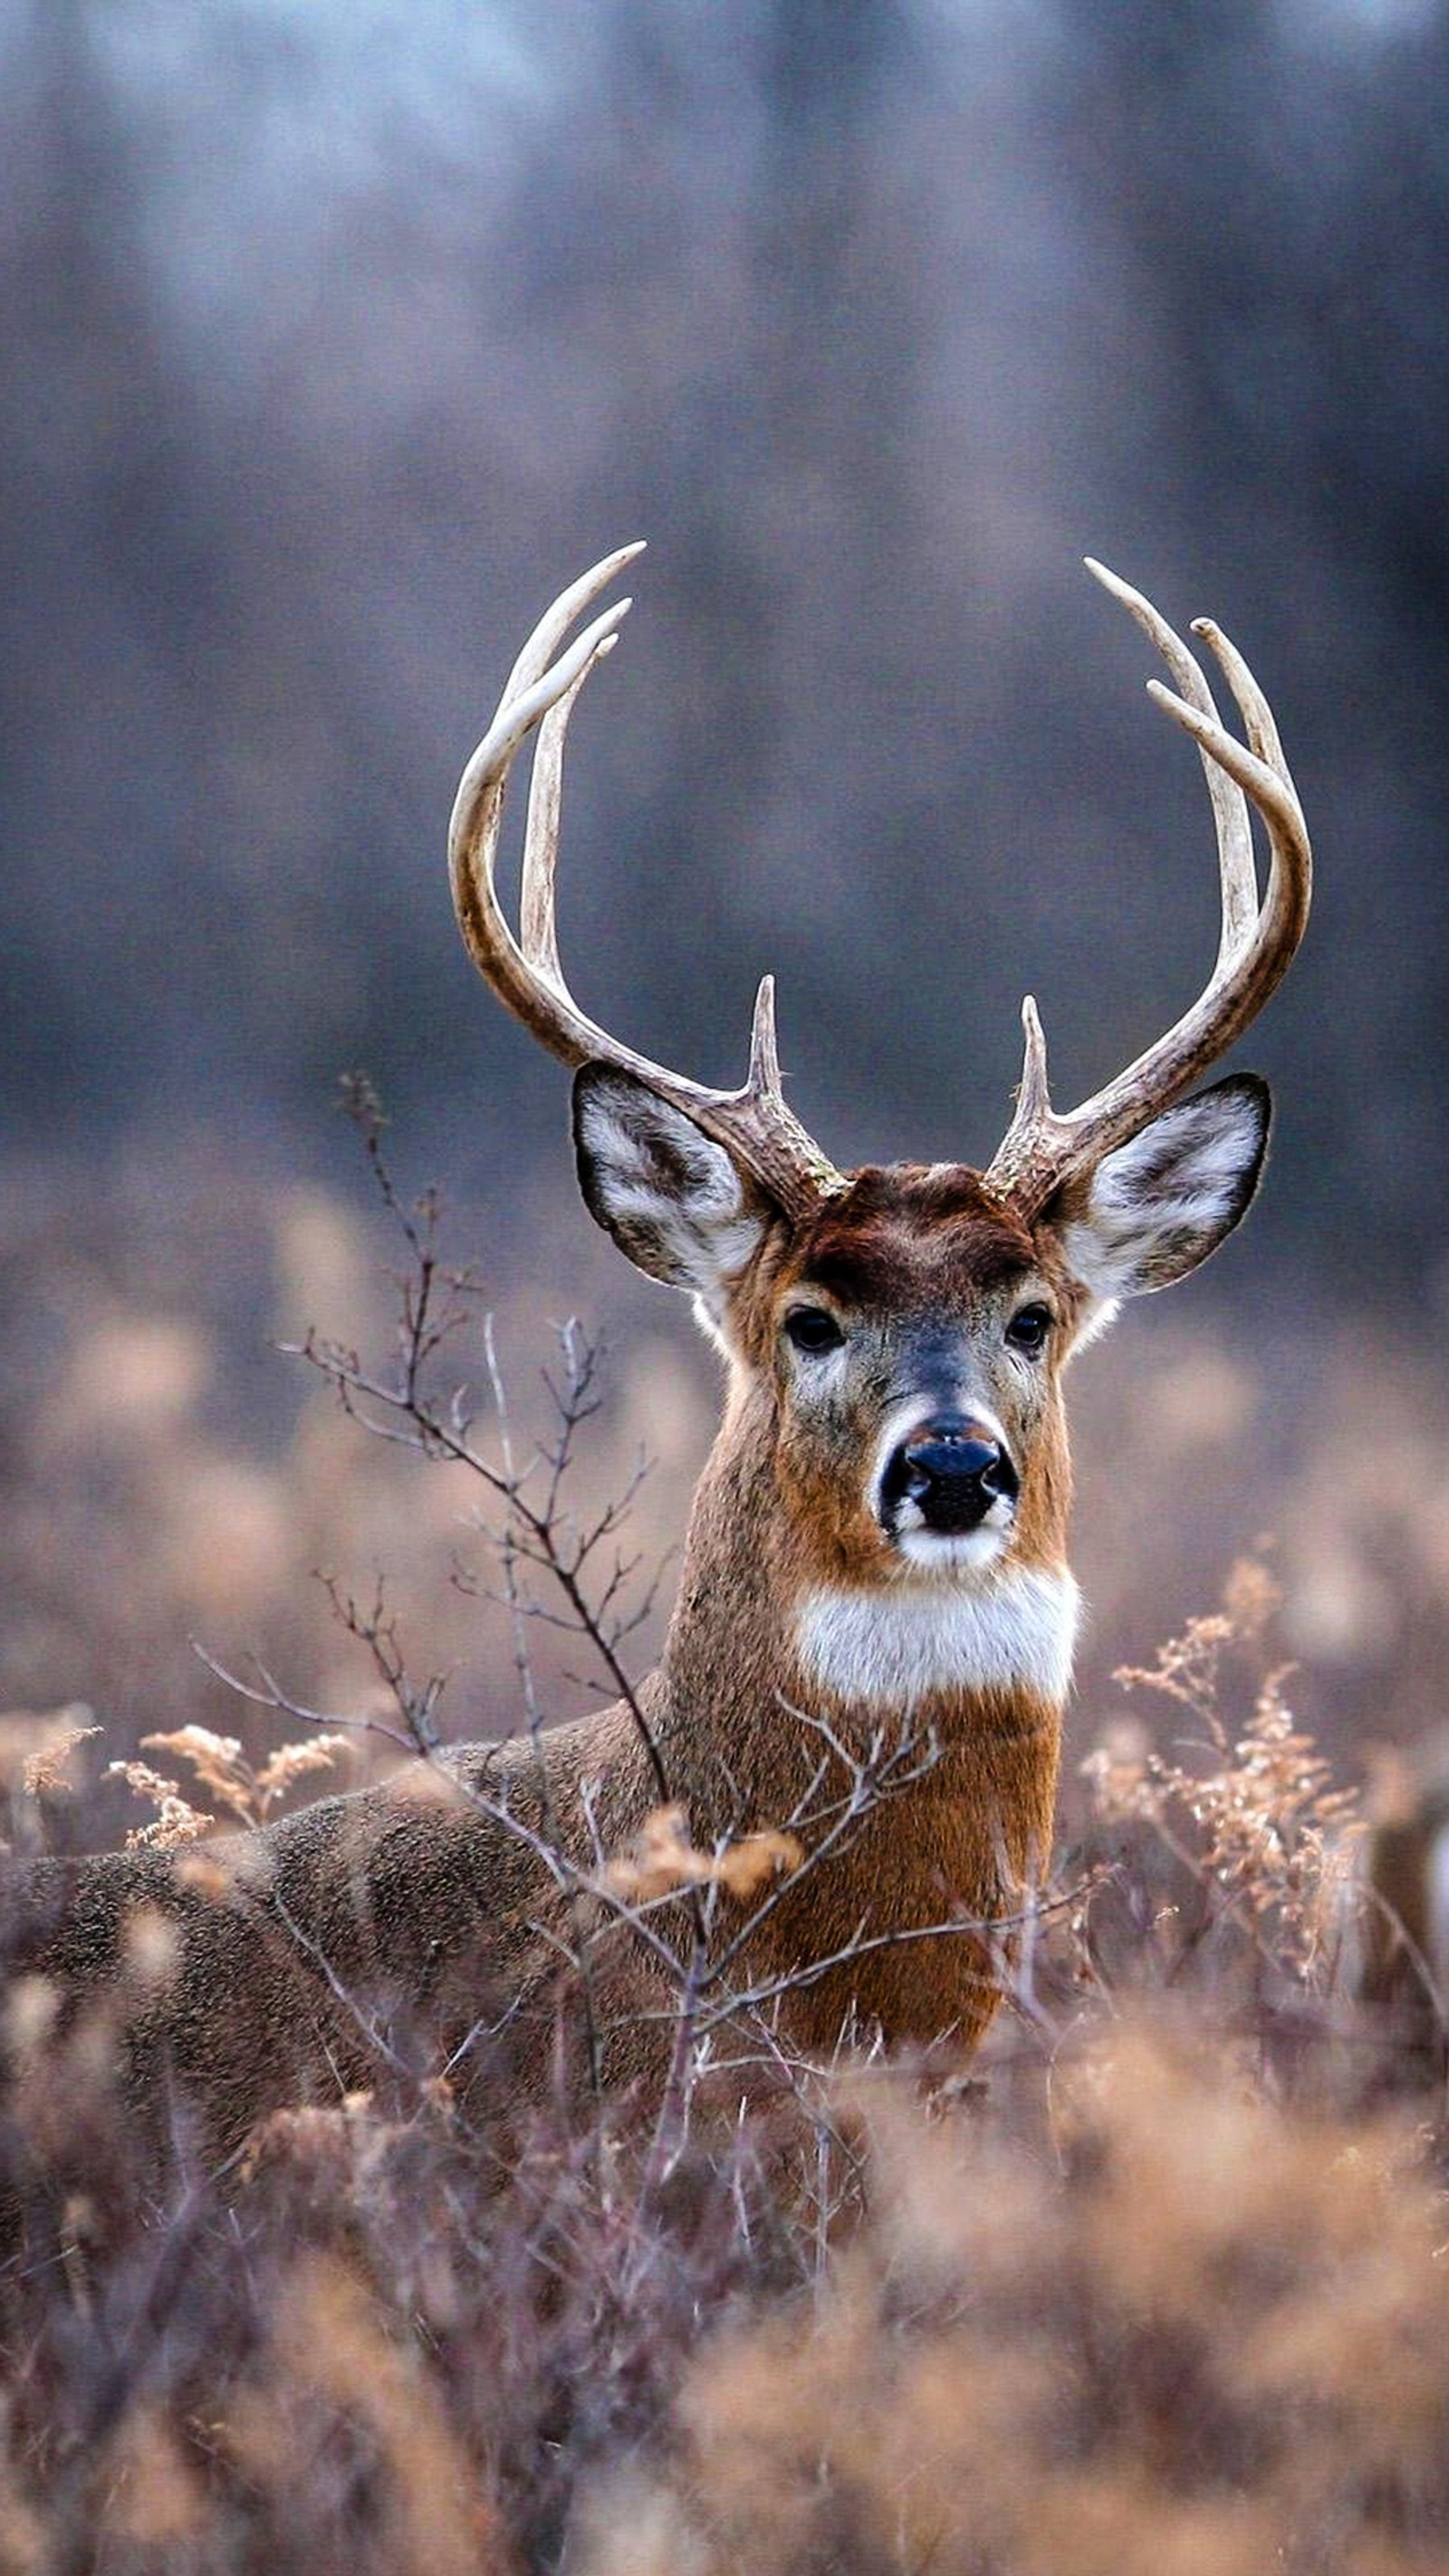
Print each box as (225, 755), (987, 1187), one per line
(880, 1413), (1020, 1536)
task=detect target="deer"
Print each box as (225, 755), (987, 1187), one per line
(1, 546), (1310, 2177)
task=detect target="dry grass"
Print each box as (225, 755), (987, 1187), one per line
(2, 1616), (1446, 2571)
(3, 1138), (1449, 2569)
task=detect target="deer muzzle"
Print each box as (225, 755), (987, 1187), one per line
(878, 1413), (1020, 1539)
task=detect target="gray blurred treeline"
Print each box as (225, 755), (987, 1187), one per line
(2, 0), (1447, 1307)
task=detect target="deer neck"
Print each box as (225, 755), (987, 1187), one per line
(652, 1379), (1079, 1836)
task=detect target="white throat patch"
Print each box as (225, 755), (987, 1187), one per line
(794, 1564), (1080, 1709)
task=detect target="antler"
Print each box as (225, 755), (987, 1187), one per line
(983, 562), (1311, 1216)
(447, 544), (842, 1222)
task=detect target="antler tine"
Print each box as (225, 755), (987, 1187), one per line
(1192, 614), (1298, 803)
(500, 539), (647, 708)
(1085, 560), (1258, 967)
(449, 549), (843, 1223)
(984, 568), (1311, 1216)
(520, 653), (597, 992)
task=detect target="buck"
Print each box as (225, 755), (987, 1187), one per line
(4, 546), (1309, 2165)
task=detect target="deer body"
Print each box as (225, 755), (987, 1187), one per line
(3, 550), (1310, 2173)
(6, 1556), (1063, 2155)
(10, 1171), (1077, 2155)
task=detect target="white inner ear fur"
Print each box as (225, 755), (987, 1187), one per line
(1060, 1085), (1266, 1322)
(576, 1079), (767, 1324)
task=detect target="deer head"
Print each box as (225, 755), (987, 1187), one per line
(448, 548), (1309, 1669)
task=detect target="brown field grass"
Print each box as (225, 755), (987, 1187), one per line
(2, 1139), (1447, 2571)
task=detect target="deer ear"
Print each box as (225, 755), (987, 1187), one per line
(572, 1065), (773, 1316)
(1058, 1073), (1271, 1322)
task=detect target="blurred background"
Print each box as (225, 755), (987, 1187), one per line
(3, 0), (1448, 1829)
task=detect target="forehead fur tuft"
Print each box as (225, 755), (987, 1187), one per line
(792, 1163), (1040, 1304)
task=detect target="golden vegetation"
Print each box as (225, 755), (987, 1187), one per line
(602, 1803), (805, 1903)
(1, 1549), (1445, 2570)
(3, 1154), (1448, 2569)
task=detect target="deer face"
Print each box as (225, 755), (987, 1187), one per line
(573, 1065), (1269, 1592)
(759, 1163), (1076, 1584)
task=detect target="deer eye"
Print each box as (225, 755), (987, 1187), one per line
(1005, 1302), (1052, 1358)
(784, 1306), (846, 1355)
